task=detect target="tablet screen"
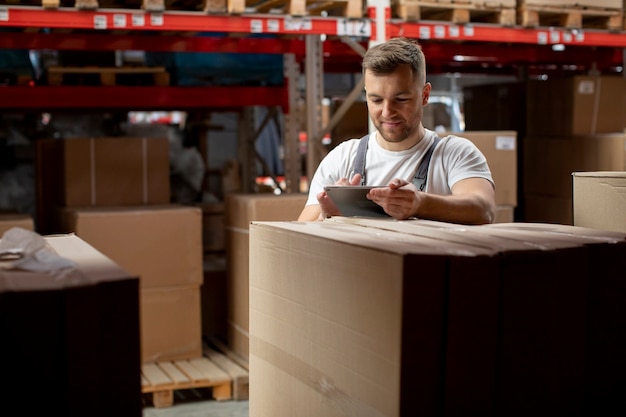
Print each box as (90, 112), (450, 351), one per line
(324, 186), (389, 218)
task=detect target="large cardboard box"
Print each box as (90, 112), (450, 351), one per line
(141, 285), (203, 363)
(0, 213), (34, 235)
(36, 136), (170, 234)
(573, 171), (626, 233)
(61, 204), (203, 289)
(453, 131), (517, 206)
(225, 192), (308, 361)
(0, 233), (141, 417)
(249, 219), (626, 416)
(526, 76), (626, 137)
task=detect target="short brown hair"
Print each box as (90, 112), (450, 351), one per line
(362, 37), (426, 84)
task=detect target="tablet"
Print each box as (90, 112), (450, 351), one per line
(324, 185), (389, 218)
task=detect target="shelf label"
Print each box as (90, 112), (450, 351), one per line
(132, 14), (145, 27)
(267, 19), (280, 33)
(150, 14), (163, 26)
(434, 25), (446, 39)
(336, 19), (371, 37)
(463, 25), (474, 37)
(448, 25), (460, 38)
(537, 31), (548, 45)
(250, 19), (263, 33)
(419, 26), (431, 39)
(113, 14), (127, 28)
(550, 30), (560, 44)
(284, 17), (312, 32)
(0, 7), (8, 22)
(93, 15), (107, 30)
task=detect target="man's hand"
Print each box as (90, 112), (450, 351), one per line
(367, 178), (420, 220)
(316, 173), (363, 219)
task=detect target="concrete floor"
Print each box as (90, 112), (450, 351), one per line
(143, 400), (249, 417)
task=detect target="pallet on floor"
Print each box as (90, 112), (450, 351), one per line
(45, 66), (170, 86)
(203, 343), (249, 400)
(394, 0), (516, 26)
(518, 4), (623, 31)
(141, 356), (234, 408)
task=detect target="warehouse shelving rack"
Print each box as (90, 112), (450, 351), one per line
(1, 1), (625, 191)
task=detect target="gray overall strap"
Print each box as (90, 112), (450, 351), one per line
(353, 134), (369, 186)
(413, 135), (441, 191)
(353, 134), (441, 190)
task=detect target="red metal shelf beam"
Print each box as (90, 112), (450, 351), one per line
(0, 85), (290, 111)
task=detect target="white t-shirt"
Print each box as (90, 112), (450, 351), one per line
(305, 129), (494, 206)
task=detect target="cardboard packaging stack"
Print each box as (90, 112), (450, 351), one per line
(0, 233), (141, 417)
(0, 213), (34, 235)
(249, 218), (626, 417)
(62, 205), (204, 363)
(224, 192), (308, 362)
(524, 75), (626, 224)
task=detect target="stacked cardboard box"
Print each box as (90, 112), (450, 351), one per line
(573, 171), (626, 233)
(224, 192), (308, 362)
(62, 205), (204, 363)
(0, 213), (34, 235)
(523, 75), (626, 224)
(0, 234), (141, 417)
(249, 218), (626, 417)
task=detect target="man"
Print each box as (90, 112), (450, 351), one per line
(298, 37), (495, 225)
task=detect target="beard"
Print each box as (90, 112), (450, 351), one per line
(373, 119), (419, 143)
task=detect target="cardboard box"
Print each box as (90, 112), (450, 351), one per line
(0, 213), (34, 235)
(61, 204), (203, 289)
(526, 76), (626, 137)
(36, 136), (170, 234)
(0, 234), (141, 417)
(249, 219), (626, 416)
(452, 131), (517, 206)
(494, 204), (515, 223)
(573, 171), (626, 233)
(225, 193), (308, 361)
(523, 133), (626, 199)
(141, 285), (203, 363)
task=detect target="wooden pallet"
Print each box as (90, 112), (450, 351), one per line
(141, 352), (243, 408)
(45, 66), (170, 86)
(228, 0), (364, 18)
(395, 0), (515, 26)
(518, 4), (623, 31)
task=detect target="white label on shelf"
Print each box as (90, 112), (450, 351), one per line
(550, 30), (560, 44)
(495, 136), (516, 151)
(94, 15), (107, 30)
(284, 17), (312, 32)
(463, 25), (474, 37)
(562, 31), (572, 43)
(267, 19), (280, 32)
(150, 14), (163, 26)
(448, 25), (460, 38)
(537, 31), (548, 45)
(113, 14), (127, 28)
(434, 25), (446, 39)
(132, 14), (145, 26)
(0, 7), (8, 21)
(250, 19), (263, 33)
(419, 26), (431, 39)
(575, 31), (584, 42)
(337, 19), (371, 37)
(578, 80), (595, 95)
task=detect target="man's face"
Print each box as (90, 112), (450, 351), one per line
(364, 63), (431, 146)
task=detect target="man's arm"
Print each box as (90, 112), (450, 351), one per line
(369, 177), (496, 225)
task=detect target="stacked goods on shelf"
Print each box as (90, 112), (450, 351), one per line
(224, 192), (308, 363)
(523, 75), (626, 225)
(393, 0), (516, 25)
(1, 233), (142, 417)
(249, 218), (626, 417)
(518, 0), (624, 30)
